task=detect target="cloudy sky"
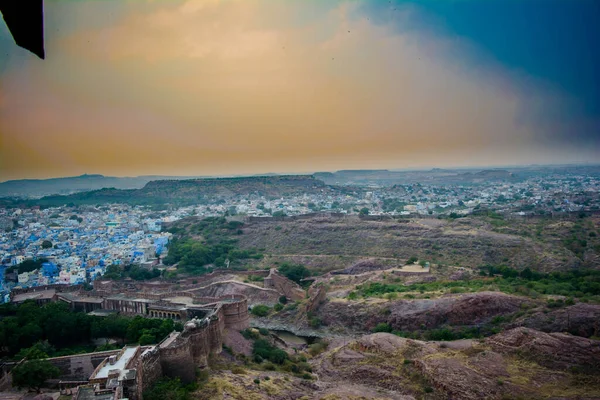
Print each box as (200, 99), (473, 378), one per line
(1, 0), (599, 180)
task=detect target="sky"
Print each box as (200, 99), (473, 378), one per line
(0, 0), (599, 180)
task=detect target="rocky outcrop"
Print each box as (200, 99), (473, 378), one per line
(305, 284), (327, 314)
(313, 329), (600, 400)
(319, 292), (533, 333)
(516, 303), (600, 338)
(486, 327), (600, 370)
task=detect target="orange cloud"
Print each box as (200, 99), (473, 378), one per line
(0, 0), (591, 180)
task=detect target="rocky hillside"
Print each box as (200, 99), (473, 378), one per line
(311, 329), (600, 399)
(239, 215), (596, 272)
(13, 175), (333, 207)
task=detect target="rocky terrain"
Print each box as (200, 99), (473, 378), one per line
(200, 327), (600, 400)
(240, 215), (597, 273)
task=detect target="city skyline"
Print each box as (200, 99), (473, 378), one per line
(1, 0), (599, 180)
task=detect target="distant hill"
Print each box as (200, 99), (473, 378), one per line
(0, 174), (203, 198)
(315, 168), (519, 186)
(6, 175), (332, 207)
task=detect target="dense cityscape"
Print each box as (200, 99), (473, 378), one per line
(1, 170), (599, 303)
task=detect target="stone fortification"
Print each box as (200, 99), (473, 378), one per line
(264, 269), (305, 301)
(8, 295), (249, 399)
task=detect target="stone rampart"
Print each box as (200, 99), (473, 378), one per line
(158, 335), (195, 384)
(220, 297), (250, 331)
(264, 269), (305, 301)
(136, 347), (162, 397)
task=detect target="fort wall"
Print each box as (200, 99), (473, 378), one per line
(137, 347), (162, 397)
(158, 334), (195, 384)
(9, 295), (249, 398)
(264, 269), (305, 301)
(221, 297), (250, 331)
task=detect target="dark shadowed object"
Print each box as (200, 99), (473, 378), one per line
(0, 0), (45, 59)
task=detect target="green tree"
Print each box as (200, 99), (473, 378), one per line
(144, 377), (191, 400)
(278, 263), (310, 284)
(359, 207), (369, 216)
(406, 256), (418, 265)
(278, 296), (288, 304)
(11, 359), (60, 393)
(251, 305), (270, 317)
(41, 240), (53, 249)
(139, 333), (156, 346)
(373, 322), (392, 333)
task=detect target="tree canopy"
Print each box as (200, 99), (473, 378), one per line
(11, 359), (60, 392)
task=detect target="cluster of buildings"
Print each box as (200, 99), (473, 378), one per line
(0, 205), (173, 302)
(1, 172), (598, 302)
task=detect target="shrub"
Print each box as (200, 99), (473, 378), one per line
(258, 328), (270, 336)
(302, 373), (313, 380)
(241, 328), (260, 340)
(309, 317), (322, 328)
(273, 303), (284, 312)
(373, 322), (393, 333)
(251, 305), (270, 317)
(384, 292), (398, 301)
(263, 362), (276, 371)
(253, 339), (288, 365)
(231, 366), (246, 374)
(308, 341), (329, 356)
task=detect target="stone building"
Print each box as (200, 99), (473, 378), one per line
(45, 295), (249, 400)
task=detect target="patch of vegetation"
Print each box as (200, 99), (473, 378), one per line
(372, 322), (393, 333)
(277, 263), (311, 285)
(144, 377), (197, 400)
(163, 217), (263, 274)
(0, 301), (182, 358)
(102, 263), (161, 281)
(252, 339), (288, 364)
(251, 305), (271, 317)
(354, 267), (600, 302)
(11, 358), (60, 393)
(5, 258), (49, 274)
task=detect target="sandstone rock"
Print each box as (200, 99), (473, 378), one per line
(516, 303), (600, 338)
(486, 327), (600, 370)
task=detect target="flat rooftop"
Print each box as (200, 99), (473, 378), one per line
(11, 289), (56, 303)
(162, 296), (196, 306)
(105, 294), (156, 303)
(93, 346), (138, 379)
(59, 292), (104, 303)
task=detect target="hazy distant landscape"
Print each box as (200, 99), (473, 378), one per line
(2, 0), (599, 398)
